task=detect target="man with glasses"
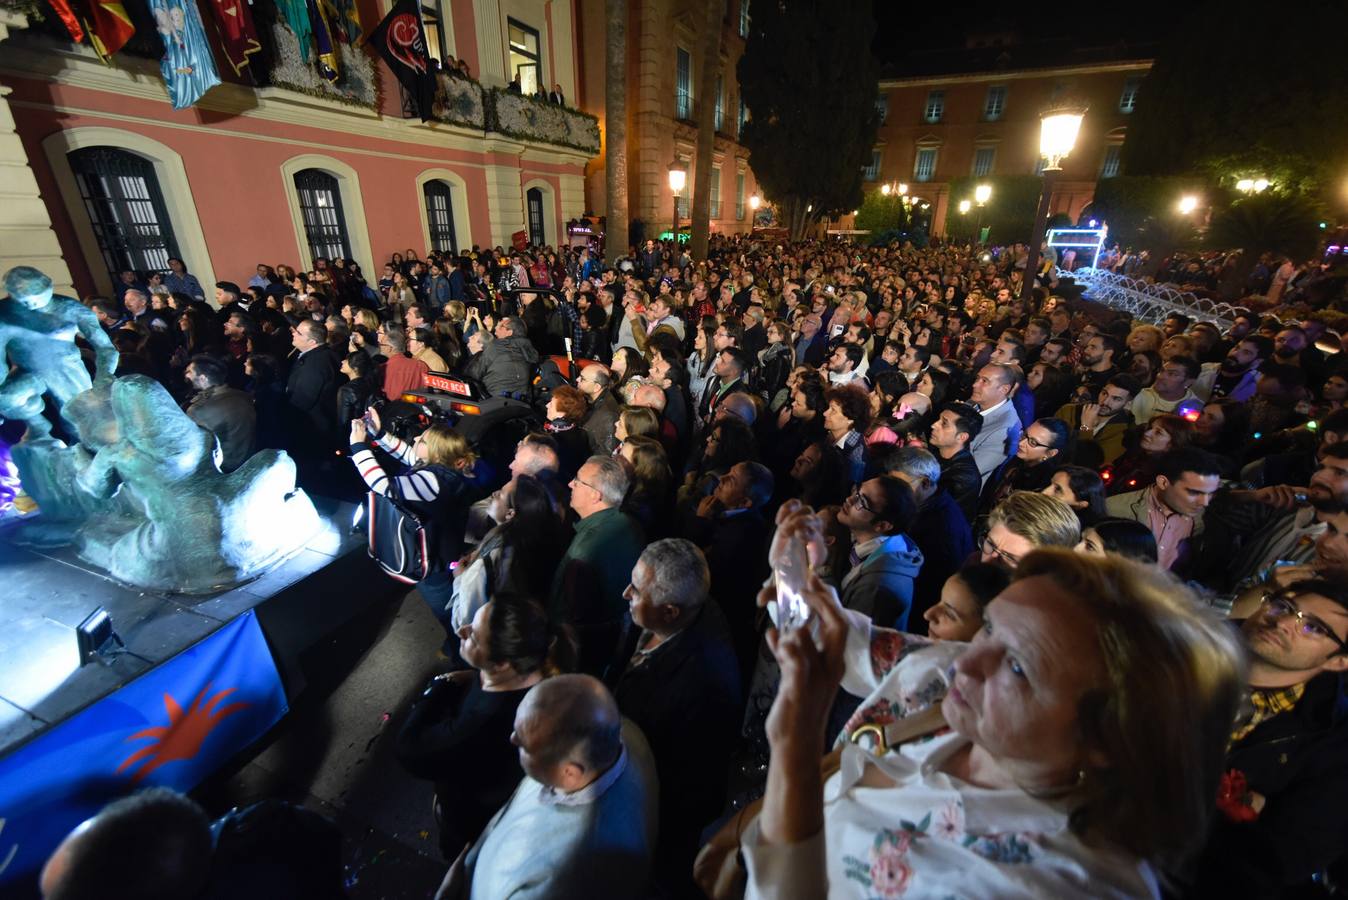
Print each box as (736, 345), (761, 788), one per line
(1189, 580), (1348, 896)
(836, 475), (923, 630)
(576, 364), (620, 455)
(553, 456), (646, 676)
(978, 490), (1080, 571)
(377, 321), (430, 402)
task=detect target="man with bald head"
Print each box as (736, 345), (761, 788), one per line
(443, 674), (658, 900)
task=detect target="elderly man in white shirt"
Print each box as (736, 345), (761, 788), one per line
(966, 363), (1022, 487)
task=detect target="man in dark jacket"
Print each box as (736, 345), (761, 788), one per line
(607, 539), (743, 895)
(1189, 578), (1348, 896)
(284, 319), (339, 460)
(837, 474), (924, 630)
(881, 446), (974, 633)
(679, 460), (773, 678)
(928, 401), (984, 523)
(577, 364), (620, 455)
(184, 355), (256, 472)
(464, 316), (538, 397)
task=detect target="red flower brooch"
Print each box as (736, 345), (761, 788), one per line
(1216, 770), (1259, 823)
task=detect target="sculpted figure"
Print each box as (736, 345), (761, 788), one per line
(0, 266), (118, 441)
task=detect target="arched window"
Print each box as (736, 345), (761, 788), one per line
(526, 187), (544, 247)
(293, 169), (352, 262)
(67, 147), (181, 282)
(423, 180), (458, 254)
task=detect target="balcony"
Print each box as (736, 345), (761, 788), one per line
(486, 89), (600, 155)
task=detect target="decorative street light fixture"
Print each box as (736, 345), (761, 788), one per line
(881, 183), (891, 196)
(1021, 103), (1087, 300)
(958, 199), (972, 214)
(1236, 178), (1270, 194)
(974, 183), (992, 206)
(749, 193), (761, 211)
(1177, 194), (1200, 215)
(668, 160), (688, 243)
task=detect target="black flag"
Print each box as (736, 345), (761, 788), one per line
(364, 0), (434, 121)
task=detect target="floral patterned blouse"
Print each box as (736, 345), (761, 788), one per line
(741, 612), (1160, 899)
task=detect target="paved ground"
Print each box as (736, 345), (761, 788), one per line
(196, 589), (452, 899)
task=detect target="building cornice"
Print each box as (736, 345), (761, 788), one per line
(0, 35), (594, 166)
(879, 59), (1152, 89)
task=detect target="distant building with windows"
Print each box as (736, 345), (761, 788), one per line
(862, 34), (1154, 238)
(575, 0), (760, 245)
(0, 0), (598, 299)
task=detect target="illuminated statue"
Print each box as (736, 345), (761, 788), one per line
(72, 375), (321, 592)
(0, 266), (118, 441)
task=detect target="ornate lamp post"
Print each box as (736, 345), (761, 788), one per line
(668, 160), (688, 243)
(974, 183), (991, 243)
(1021, 104), (1086, 300)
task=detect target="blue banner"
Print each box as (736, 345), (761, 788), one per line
(0, 610), (287, 892)
(149, 0), (222, 109)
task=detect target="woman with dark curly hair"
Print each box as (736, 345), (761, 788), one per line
(1107, 413), (1194, 495)
(823, 384), (871, 484)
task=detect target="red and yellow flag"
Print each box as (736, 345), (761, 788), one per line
(87, 0), (136, 62)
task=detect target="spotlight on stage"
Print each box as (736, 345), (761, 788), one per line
(77, 607), (126, 666)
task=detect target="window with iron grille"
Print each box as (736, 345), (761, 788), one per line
(924, 90), (944, 123)
(738, 0), (749, 37)
(984, 85), (1006, 121)
(676, 48), (692, 120)
(715, 76), (724, 131)
(423, 180), (458, 254)
(710, 165), (721, 218)
(68, 146), (181, 284)
(293, 169), (352, 262)
(736, 172), (745, 220)
(1119, 76), (1142, 113)
(972, 147), (996, 177)
(914, 147), (937, 182)
(1101, 145), (1122, 178)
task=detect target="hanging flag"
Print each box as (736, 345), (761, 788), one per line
(328, 0), (361, 44)
(46, 0), (86, 42)
(306, 0), (340, 83)
(86, 0), (137, 62)
(148, 0), (222, 109)
(206, 0), (262, 75)
(364, 0), (433, 120)
(275, 0), (312, 58)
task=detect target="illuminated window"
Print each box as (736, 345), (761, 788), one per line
(1119, 76), (1142, 113)
(676, 48), (692, 120)
(973, 147), (995, 177)
(924, 90), (944, 123)
(508, 19), (541, 94)
(1101, 145), (1122, 178)
(984, 86), (1006, 121)
(914, 147), (937, 182)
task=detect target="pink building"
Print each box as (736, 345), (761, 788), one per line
(0, 0), (599, 300)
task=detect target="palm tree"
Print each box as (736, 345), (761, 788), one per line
(1205, 192), (1323, 297)
(687, 0), (722, 261)
(603, 0), (628, 267)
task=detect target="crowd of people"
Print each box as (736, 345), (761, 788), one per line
(36, 232), (1348, 899)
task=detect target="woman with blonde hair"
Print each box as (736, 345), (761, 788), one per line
(737, 508), (1246, 899)
(349, 409), (485, 645)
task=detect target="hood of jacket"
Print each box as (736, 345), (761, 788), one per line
(494, 333), (540, 364)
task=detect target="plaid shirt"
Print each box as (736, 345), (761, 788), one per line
(1230, 682), (1306, 746)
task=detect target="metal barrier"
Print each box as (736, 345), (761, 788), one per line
(1062, 267), (1241, 329)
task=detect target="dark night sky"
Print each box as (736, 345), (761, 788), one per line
(871, 0), (1185, 69)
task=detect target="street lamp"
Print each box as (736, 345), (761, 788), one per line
(1236, 178), (1270, 194)
(668, 160), (687, 244)
(958, 199), (972, 214)
(881, 183), (891, 195)
(749, 193), (761, 211)
(1021, 102), (1087, 300)
(1178, 194), (1199, 215)
(974, 183), (992, 243)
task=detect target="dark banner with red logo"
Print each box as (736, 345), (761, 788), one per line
(206, 0), (262, 75)
(364, 0), (433, 121)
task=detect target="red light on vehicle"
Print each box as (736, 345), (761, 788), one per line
(1101, 469), (1112, 482)
(451, 402), (481, 415)
(401, 393), (427, 404)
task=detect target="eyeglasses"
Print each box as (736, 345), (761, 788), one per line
(1020, 433), (1051, 449)
(847, 487), (875, 514)
(981, 534), (1022, 568)
(571, 476), (601, 494)
(1261, 593), (1348, 653)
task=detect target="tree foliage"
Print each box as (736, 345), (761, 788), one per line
(1088, 175), (1208, 249)
(945, 175), (1044, 245)
(1120, 4), (1348, 202)
(854, 190), (911, 241)
(737, 0), (880, 240)
(1205, 192), (1325, 262)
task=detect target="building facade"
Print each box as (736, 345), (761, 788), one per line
(866, 38), (1152, 238)
(576, 0), (760, 247)
(0, 0), (599, 300)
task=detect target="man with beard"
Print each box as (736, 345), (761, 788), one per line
(1195, 334), (1272, 403)
(1055, 374), (1140, 467)
(1197, 442), (1348, 592)
(1186, 577), (1348, 897)
(1075, 333), (1122, 396)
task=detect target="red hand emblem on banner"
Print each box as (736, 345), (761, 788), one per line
(385, 13), (426, 74)
(116, 683), (249, 782)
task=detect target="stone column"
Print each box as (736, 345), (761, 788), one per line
(482, 151), (525, 247)
(0, 10), (74, 294)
